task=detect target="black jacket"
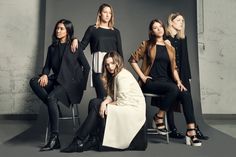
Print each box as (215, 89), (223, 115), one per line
(167, 36), (191, 91)
(42, 43), (90, 104)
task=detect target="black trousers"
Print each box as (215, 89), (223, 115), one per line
(75, 98), (104, 141)
(142, 79), (179, 111)
(143, 79), (196, 124)
(167, 91), (196, 130)
(29, 77), (66, 134)
(167, 80), (195, 130)
(92, 72), (106, 99)
(75, 98), (147, 151)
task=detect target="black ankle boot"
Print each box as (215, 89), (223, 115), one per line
(40, 134), (60, 151)
(61, 138), (84, 153)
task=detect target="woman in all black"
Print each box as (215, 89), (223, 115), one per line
(71, 3), (123, 99)
(29, 19), (90, 151)
(129, 19), (202, 146)
(165, 12), (208, 140)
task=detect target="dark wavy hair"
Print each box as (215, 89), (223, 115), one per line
(52, 19), (74, 45)
(101, 51), (124, 97)
(147, 19), (166, 64)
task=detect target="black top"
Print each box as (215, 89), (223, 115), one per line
(149, 45), (171, 81)
(166, 35), (191, 90)
(79, 25), (123, 57)
(167, 36), (181, 68)
(58, 42), (67, 63)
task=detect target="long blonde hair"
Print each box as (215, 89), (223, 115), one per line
(101, 51), (124, 97)
(95, 3), (115, 29)
(166, 12), (185, 39)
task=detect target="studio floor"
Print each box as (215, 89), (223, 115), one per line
(0, 117), (236, 157)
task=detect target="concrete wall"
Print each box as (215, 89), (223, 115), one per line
(197, 0), (236, 114)
(0, 0), (45, 114)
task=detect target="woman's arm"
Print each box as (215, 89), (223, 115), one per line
(129, 41), (151, 83)
(130, 62), (151, 83)
(42, 47), (52, 76)
(79, 25), (93, 51)
(71, 25), (93, 52)
(39, 46), (52, 87)
(99, 97), (113, 118)
(116, 29), (123, 58)
(173, 69), (187, 91)
(77, 48), (90, 90)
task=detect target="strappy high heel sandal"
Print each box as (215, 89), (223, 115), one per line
(152, 114), (168, 135)
(185, 128), (202, 147)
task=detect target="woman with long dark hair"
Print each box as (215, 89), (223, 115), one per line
(29, 19), (90, 151)
(61, 51), (146, 153)
(129, 19), (202, 146)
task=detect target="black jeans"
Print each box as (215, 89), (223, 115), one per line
(29, 77), (65, 134)
(142, 79), (179, 111)
(75, 98), (104, 141)
(167, 91), (196, 130)
(167, 80), (196, 130)
(92, 72), (106, 99)
(143, 79), (196, 125)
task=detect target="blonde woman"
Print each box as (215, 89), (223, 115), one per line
(71, 3), (123, 99)
(166, 12), (208, 140)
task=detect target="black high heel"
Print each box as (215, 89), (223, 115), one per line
(152, 114), (168, 135)
(40, 134), (60, 151)
(185, 128), (202, 147)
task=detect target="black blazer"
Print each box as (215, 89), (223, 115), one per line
(42, 43), (90, 104)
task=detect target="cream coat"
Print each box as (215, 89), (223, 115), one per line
(102, 68), (146, 149)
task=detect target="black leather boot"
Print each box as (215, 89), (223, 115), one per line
(60, 137), (84, 153)
(40, 134), (60, 151)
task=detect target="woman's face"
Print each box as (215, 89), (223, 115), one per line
(56, 23), (67, 42)
(105, 57), (116, 74)
(100, 6), (112, 23)
(171, 15), (184, 31)
(152, 22), (164, 38)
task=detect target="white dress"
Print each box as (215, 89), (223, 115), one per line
(102, 68), (146, 149)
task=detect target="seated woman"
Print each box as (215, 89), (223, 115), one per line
(61, 51), (147, 153)
(129, 19), (202, 146)
(29, 19), (90, 151)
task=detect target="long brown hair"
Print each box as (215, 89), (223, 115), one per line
(101, 51), (124, 97)
(95, 3), (115, 29)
